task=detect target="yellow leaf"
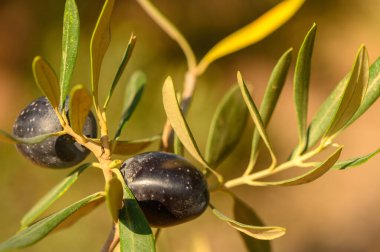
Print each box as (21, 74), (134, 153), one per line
(197, 0), (305, 74)
(69, 85), (92, 134)
(105, 176), (124, 222)
(33, 56), (60, 109)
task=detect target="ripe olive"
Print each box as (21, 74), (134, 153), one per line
(120, 152), (209, 227)
(12, 96), (97, 168)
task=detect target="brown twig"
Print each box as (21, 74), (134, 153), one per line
(100, 223), (120, 252)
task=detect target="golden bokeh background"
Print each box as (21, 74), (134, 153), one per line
(1, 0), (380, 251)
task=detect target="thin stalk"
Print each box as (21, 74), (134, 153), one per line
(224, 144), (325, 188)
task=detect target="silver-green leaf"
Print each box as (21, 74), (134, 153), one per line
(60, 0), (80, 110)
(205, 84), (248, 168)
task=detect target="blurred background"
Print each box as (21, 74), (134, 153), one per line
(1, 0), (380, 251)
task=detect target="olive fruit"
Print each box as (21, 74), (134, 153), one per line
(12, 96), (97, 168)
(120, 152), (209, 227)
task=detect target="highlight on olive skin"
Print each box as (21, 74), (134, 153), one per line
(13, 96), (97, 168)
(120, 151), (210, 227)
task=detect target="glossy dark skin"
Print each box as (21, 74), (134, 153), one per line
(13, 97), (97, 168)
(120, 152), (209, 227)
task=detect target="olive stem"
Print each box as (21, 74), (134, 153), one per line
(224, 143), (326, 188)
(100, 223), (120, 252)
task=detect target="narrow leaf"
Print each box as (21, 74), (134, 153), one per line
(90, 0), (115, 106)
(332, 148), (380, 170)
(105, 177), (124, 222)
(115, 170), (155, 252)
(259, 147), (342, 186)
(294, 24), (317, 150)
(32, 56), (60, 109)
(60, 0), (80, 109)
(111, 136), (160, 156)
(212, 207), (285, 240)
(346, 56), (380, 126)
(104, 34), (137, 109)
(21, 163), (92, 228)
(162, 77), (208, 168)
(0, 192), (104, 251)
(324, 46), (369, 139)
(246, 49), (292, 174)
(306, 47), (369, 151)
(233, 196), (271, 252)
(237, 72), (277, 170)
(69, 85), (92, 134)
(0, 130), (62, 145)
(197, 0), (305, 74)
(205, 84), (248, 167)
(114, 71), (146, 140)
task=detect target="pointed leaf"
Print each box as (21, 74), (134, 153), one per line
(162, 76), (208, 167)
(90, 0), (115, 107)
(0, 192), (104, 251)
(306, 46), (369, 151)
(205, 84), (248, 167)
(332, 148), (380, 170)
(104, 34), (137, 109)
(259, 147), (342, 186)
(59, 0), (80, 110)
(105, 176), (124, 222)
(212, 207), (285, 240)
(237, 72), (277, 169)
(294, 24), (317, 149)
(346, 57), (380, 126)
(115, 170), (155, 252)
(233, 196), (271, 252)
(247, 49), (292, 174)
(197, 0), (305, 74)
(21, 163), (92, 228)
(323, 46), (369, 139)
(69, 85), (93, 134)
(114, 71), (146, 140)
(32, 56), (60, 109)
(0, 130), (62, 145)
(112, 136), (160, 156)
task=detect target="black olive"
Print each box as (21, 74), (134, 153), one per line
(12, 96), (97, 168)
(120, 152), (209, 227)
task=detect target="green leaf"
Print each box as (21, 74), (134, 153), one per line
(197, 0), (305, 74)
(21, 163), (92, 228)
(0, 192), (105, 251)
(114, 71), (146, 140)
(294, 24), (317, 150)
(346, 56), (380, 126)
(237, 72), (277, 170)
(306, 46), (369, 150)
(162, 76), (207, 167)
(59, 0), (80, 110)
(233, 196), (271, 252)
(105, 176), (124, 222)
(111, 136), (161, 156)
(162, 77), (223, 181)
(212, 207), (285, 240)
(115, 170), (155, 252)
(69, 85), (92, 134)
(90, 0), (115, 107)
(0, 130), (63, 145)
(323, 46), (369, 140)
(32, 56), (60, 109)
(332, 148), (380, 170)
(246, 49), (292, 174)
(258, 147), (342, 186)
(104, 34), (137, 109)
(205, 85), (248, 168)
